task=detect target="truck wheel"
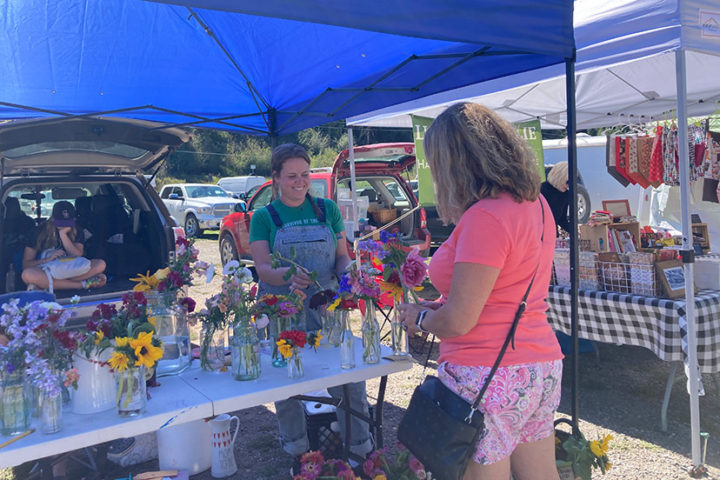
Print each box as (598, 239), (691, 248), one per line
(219, 233), (239, 266)
(577, 184), (591, 224)
(184, 214), (202, 238)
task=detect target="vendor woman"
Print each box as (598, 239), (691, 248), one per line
(249, 143), (373, 469)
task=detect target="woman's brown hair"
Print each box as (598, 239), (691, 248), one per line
(35, 219), (77, 252)
(423, 102), (541, 225)
(270, 143), (322, 218)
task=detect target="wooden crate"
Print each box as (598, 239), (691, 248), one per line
(692, 223), (710, 252)
(371, 208), (397, 224)
(579, 222), (640, 252)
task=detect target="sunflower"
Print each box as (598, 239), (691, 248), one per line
(94, 330), (104, 345)
(109, 352), (130, 371)
(326, 297), (341, 312)
(130, 331), (164, 369)
(130, 271), (157, 292)
(276, 339), (293, 359)
(114, 336), (130, 347)
(589, 440), (603, 458)
(379, 280), (403, 302)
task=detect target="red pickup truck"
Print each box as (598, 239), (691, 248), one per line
(218, 143), (431, 266)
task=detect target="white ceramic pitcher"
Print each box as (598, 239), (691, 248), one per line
(210, 413), (239, 478)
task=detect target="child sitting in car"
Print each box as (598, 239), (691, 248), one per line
(21, 201), (107, 291)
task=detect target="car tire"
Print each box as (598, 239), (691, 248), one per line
(576, 184), (591, 224)
(219, 233), (239, 266)
(184, 214), (202, 238)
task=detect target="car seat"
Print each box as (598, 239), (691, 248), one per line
(2, 197), (35, 287)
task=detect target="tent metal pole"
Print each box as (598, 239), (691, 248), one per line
(347, 127), (361, 269)
(675, 48), (702, 469)
(565, 58), (580, 437)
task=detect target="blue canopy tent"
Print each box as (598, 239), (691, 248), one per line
(0, 0), (582, 454)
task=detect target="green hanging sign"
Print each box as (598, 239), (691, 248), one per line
(411, 115), (546, 208)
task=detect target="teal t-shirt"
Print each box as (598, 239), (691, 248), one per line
(249, 197), (344, 250)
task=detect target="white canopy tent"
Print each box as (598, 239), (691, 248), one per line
(349, 0), (720, 469)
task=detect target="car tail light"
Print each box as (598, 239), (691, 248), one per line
(173, 226), (186, 242)
(420, 207), (427, 229)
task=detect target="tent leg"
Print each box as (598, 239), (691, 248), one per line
(347, 127), (360, 269)
(675, 48), (702, 469)
(565, 58), (580, 437)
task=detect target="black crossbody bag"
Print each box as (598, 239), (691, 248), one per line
(398, 203), (545, 480)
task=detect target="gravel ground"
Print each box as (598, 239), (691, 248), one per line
(4, 234), (720, 479)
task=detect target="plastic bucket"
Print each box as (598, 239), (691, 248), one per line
(157, 419), (212, 475)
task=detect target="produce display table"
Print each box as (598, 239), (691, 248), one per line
(0, 339), (412, 469)
(546, 285), (720, 429)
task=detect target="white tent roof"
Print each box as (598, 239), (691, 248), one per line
(349, 0), (720, 129)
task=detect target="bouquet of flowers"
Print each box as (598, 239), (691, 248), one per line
(0, 299), (78, 397)
(343, 263), (383, 363)
(292, 450), (357, 480)
(131, 236), (213, 295)
(196, 260), (265, 371)
(254, 293), (303, 332)
(361, 231), (427, 303)
(277, 329), (308, 378)
(556, 427), (612, 480)
(363, 445), (427, 480)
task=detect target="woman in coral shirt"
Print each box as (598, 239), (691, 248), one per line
(399, 103), (563, 480)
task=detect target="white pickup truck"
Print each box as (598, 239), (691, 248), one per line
(160, 183), (244, 237)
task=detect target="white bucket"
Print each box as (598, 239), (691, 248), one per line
(72, 351), (117, 414)
(157, 419), (212, 475)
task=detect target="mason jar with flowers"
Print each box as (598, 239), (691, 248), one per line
(276, 329), (320, 379)
(343, 265), (383, 364)
(0, 299), (79, 435)
(131, 237), (211, 376)
(85, 292), (163, 416)
(254, 293), (302, 367)
(326, 283), (359, 369)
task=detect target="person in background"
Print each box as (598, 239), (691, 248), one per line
(249, 144), (373, 472)
(21, 201), (107, 291)
(540, 161), (571, 236)
(398, 103), (563, 480)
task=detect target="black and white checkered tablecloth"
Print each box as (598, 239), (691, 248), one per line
(547, 286), (720, 374)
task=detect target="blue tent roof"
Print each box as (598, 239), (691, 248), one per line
(0, 0), (574, 135)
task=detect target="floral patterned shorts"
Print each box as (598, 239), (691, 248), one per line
(438, 359), (563, 465)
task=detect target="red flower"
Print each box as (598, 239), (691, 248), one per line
(279, 330), (307, 348)
(250, 284), (258, 299)
(264, 295), (278, 306)
(176, 237), (190, 248)
(339, 298), (358, 310)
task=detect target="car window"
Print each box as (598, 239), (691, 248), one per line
(185, 185), (229, 198)
(310, 179), (327, 198)
(160, 187), (171, 199)
(250, 186), (273, 210)
(172, 187), (183, 197)
(383, 179), (407, 202)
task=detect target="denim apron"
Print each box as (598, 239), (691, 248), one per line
(258, 198), (337, 331)
(259, 197), (372, 456)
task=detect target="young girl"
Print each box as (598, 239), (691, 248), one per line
(21, 200), (107, 291)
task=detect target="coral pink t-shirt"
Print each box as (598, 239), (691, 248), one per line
(429, 193), (563, 367)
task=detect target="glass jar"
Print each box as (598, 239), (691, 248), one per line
(40, 389), (63, 434)
(338, 310), (355, 370)
(1, 370), (30, 436)
(391, 288), (411, 357)
(270, 316), (294, 368)
(146, 291), (191, 376)
(287, 347), (304, 379)
(231, 320), (261, 381)
(361, 302), (381, 364)
(115, 366), (147, 417)
(200, 325), (227, 372)
(323, 308), (342, 347)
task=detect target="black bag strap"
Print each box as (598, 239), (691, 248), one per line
(465, 200), (546, 423)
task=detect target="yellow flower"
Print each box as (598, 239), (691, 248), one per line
(94, 330), (104, 345)
(147, 315), (157, 328)
(114, 336), (130, 347)
(109, 352), (130, 371)
(130, 331), (164, 369)
(601, 434), (613, 454)
(312, 330), (322, 349)
(605, 461), (612, 471)
(130, 271), (157, 291)
(277, 339), (293, 359)
(326, 297), (341, 312)
(373, 475), (387, 480)
(154, 267), (170, 280)
(589, 440), (603, 458)
(379, 280), (403, 302)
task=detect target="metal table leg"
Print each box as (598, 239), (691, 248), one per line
(661, 363), (678, 432)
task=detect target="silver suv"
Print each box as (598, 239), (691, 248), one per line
(0, 117), (189, 321)
(159, 183), (243, 237)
